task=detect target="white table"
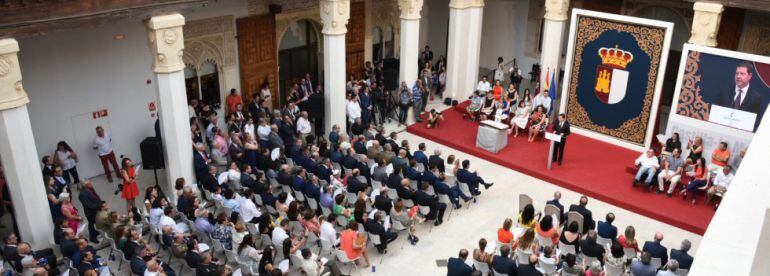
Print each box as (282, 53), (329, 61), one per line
(476, 120), (509, 153)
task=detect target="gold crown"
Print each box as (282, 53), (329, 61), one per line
(598, 46), (634, 69)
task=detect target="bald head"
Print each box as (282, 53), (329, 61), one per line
(528, 254), (539, 265)
(458, 248), (469, 260)
(553, 191), (561, 200)
(654, 232), (664, 242)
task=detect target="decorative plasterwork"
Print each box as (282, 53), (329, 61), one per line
(739, 12), (770, 56)
(183, 15), (236, 68)
(320, 0), (351, 35)
(147, 13), (186, 73)
(0, 38), (29, 110)
(449, 0), (484, 9)
(398, 0), (423, 20)
(689, 2), (723, 47)
(544, 0), (569, 21)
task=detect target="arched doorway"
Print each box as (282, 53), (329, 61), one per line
(183, 60), (222, 107)
(631, 6), (690, 109)
(372, 26), (383, 63)
(383, 25), (395, 59)
(278, 19), (321, 107)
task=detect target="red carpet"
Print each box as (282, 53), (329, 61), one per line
(408, 102), (714, 235)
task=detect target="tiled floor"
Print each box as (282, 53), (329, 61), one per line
(2, 98), (702, 275)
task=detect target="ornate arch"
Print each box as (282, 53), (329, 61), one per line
(183, 40), (225, 71)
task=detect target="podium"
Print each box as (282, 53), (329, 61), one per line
(476, 120), (509, 153)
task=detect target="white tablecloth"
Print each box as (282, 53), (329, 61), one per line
(476, 125), (508, 153)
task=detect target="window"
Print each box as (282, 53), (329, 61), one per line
(199, 60), (221, 106)
(383, 25), (394, 58)
(372, 27), (383, 62)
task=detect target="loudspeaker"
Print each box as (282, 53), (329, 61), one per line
(307, 93), (324, 118)
(140, 137), (165, 170)
(269, 4), (282, 14)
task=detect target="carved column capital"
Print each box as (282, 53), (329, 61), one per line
(320, 0), (351, 35)
(0, 39), (29, 111)
(449, 0), (484, 9)
(146, 13), (186, 74)
(399, 0), (423, 20)
(689, 1), (724, 47)
(544, 0), (570, 21)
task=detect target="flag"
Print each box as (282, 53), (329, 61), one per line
(549, 69), (557, 100)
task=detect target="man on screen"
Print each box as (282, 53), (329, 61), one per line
(716, 63), (761, 115)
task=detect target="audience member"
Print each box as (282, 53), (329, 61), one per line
(670, 239), (693, 270)
(657, 148), (685, 197)
(568, 196), (595, 234)
(447, 249), (473, 276)
(633, 149), (660, 187)
(630, 252), (657, 276)
(597, 212), (617, 242)
(642, 232), (668, 268)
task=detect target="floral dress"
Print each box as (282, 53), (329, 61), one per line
(214, 223), (234, 250)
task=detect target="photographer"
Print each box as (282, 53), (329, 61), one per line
(426, 109), (444, 129)
(397, 81), (412, 126)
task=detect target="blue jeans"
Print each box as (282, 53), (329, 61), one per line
(635, 166), (656, 184)
(686, 179), (707, 200)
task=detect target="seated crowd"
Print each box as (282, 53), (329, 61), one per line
(449, 192), (694, 276)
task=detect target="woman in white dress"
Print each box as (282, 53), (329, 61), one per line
(509, 100), (530, 137)
(521, 88), (533, 108)
(260, 80), (272, 108)
(237, 233), (263, 271)
(54, 141), (80, 185)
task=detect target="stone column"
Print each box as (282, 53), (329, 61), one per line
(320, 0), (350, 134)
(398, 0), (423, 124)
(689, 2), (724, 47)
(445, 0), (484, 102)
(146, 14), (194, 193)
(0, 38), (54, 249)
(539, 0), (569, 101)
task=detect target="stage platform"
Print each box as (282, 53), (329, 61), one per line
(407, 102), (714, 235)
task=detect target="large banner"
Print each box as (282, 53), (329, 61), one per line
(560, 9), (672, 151)
(667, 44), (770, 166)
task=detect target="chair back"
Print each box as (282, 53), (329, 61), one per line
(402, 199), (415, 208)
(371, 180), (383, 191)
(335, 249), (356, 263)
(518, 194), (533, 212)
(535, 234), (554, 247)
(391, 220), (407, 231)
(515, 249), (531, 265)
(320, 239), (334, 256)
(321, 206), (332, 217)
(387, 189), (398, 200)
(676, 268), (689, 276)
(419, 206), (430, 216)
(558, 240), (576, 256)
(493, 267), (510, 276)
(225, 249), (239, 265)
(580, 254), (598, 267)
(543, 204), (560, 219)
(596, 236), (612, 249)
(254, 195), (264, 206)
(458, 182), (472, 197)
(266, 205), (279, 216)
(623, 247), (637, 259)
(367, 232), (382, 245)
(538, 259), (558, 274)
(346, 192), (357, 205)
(212, 238), (226, 254)
(232, 268), (243, 276)
(294, 191), (306, 202)
(438, 194), (452, 206)
(566, 211), (584, 234)
(306, 197), (319, 211)
(561, 271), (579, 276)
(246, 223), (259, 235)
(604, 261), (624, 276)
(472, 259), (490, 274)
(651, 257), (663, 269)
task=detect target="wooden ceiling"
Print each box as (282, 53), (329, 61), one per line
(0, 0), (208, 38)
(683, 0), (770, 13)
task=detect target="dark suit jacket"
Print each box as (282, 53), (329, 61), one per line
(363, 219), (387, 237)
(414, 190), (436, 207)
(396, 185), (415, 200)
(240, 174), (258, 192)
(387, 173), (403, 189)
(277, 171), (292, 187)
(413, 151), (429, 167)
(717, 85), (762, 115)
(347, 177), (365, 194)
(194, 151), (209, 177)
(643, 241), (668, 266)
(374, 195), (393, 212)
(130, 256), (147, 275)
(580, 240), (606, 264)
(186, 250), (203, 268)
(428, 155), (445, 173)
(78, 188), (102, 218)
(60, 239), (77, 258)
(597, 221), (617, 241)
(304, 183), (321, 200)
(292, 176), (306, 192)
(446, 257), (473, 276)
(670, 249), (693, 270)
(316, 165), (332, 182)
(200, 173), (218, 192)
(517, 264), (543, 276)
(342, 155), (358, 170)
(553, 121), (571, 142)
(568, 204), (595, 233)
(42, 165), (55, 178)
(491, 255), (517, 275)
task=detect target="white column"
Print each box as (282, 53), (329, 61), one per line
(0, 38), (54, 249)
(320, 0), (351, 134)
(398, 0), (423, 124)
(540, 0), (569, 107)
(146, 14), (194, 193)
(446, 0), (484, 101)
(688, 2), (724, 47)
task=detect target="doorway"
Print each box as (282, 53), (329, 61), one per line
(278, 19), (320, 107)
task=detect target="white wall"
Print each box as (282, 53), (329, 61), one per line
(19, 0), (249, 179)
(419, 0), (450, 58)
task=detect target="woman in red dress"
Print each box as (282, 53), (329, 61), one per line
(120, 158), (140, 215)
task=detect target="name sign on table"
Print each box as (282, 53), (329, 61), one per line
(545, 132), (563, 142)
(709, 104), (757, 132)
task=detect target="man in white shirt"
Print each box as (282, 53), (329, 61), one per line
(533, 89), (552, 114)
(633, 149), (659, 186)
(237, 189), (261, 223)
(296, 111), (312, 141)
(257, 118), (271, 143)
(159, 207), (188, 234)
(92, 126), (121, 183)
(271, 220), (290, 247)
(706, 165), (734, 203)
(347, 96), (362, 124)
(475, 76), (491, 95)
(320, 214), (338, 246)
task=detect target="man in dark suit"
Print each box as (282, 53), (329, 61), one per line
(59, 228), (77, 258)
(428, 149), (446, 173)
(41, 156), (55, 178)
(580, 231), (606, 265)
(642, 232), (668, 268)
(413, 143), (429, 168)
(51, 165), (69, 193)
(277, 165), (293, 187)
(597, 212), (618, 242)
(568, 196), (595, 234)
(363, 211), (398, 253)
(387, 168), (403, 189)
(396, 179), (416, 200)
(456, 160), (493, 195)
(374, 189), (393, 212)
(303, 176), (322, 201)
(716, 63), (762, 115)
(434, 175), (471, 209)
(193, 143), (210, 179)
(414, 183), (447, 226)
(670, 239), (694, 270)
(248, 96), (262, 122)
(447, 249), (473, 276)
(77, 180), (102, 243)
(357, 156), (372, 185)
(240, 165), (258, 192)
(199, 165), (219, 192)
(545, 191), (564, 223)
(552, 113), (571, 165)
(491, 245), (517, 275)
(347, 169), (367, 195)
(292, 168), (307, 192)
(342, 148), (359, 170)
(518, 255), (543, 276)
(315, 158), (333, 183)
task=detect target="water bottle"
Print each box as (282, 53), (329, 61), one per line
(371, 265), (376, 272)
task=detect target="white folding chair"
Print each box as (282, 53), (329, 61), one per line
(346, 192), (357, 205)
(457, 182), (475, 208)
(320, 238), (335, 257)
(472, 259), (490, 275)
(367, 232), (385, 264)
(518, 194), (533, 212)
(676, 268), (689, 276)
(335, 249), (359, 275)
(604, 261), (625, 276)
(402, 199), (415, 208)
(651, 257), (663, 269)
(536, 234), (554, 247)
(580, 254), (598, 268)
(224, 249), (239, 266)
(623, 248), (638, 259)
(566, 211), (584, 234)
(558, 240), (577, 256)
(597, 236), (612, 249)
(437, 194), (454, 221)
(543, 204), (560, 219)
(538, 260), (558, 274)
(515, 249), (531, 265)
